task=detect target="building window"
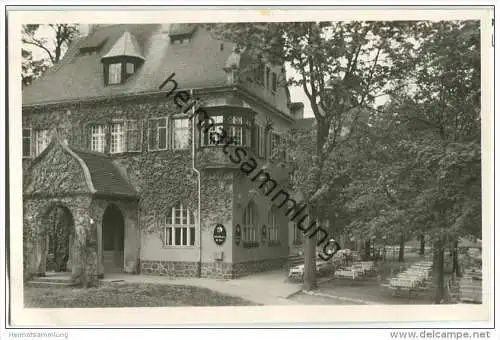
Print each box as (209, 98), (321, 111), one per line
(91, 125), (106, 153)
(254, 62), (264, 85)
(35, 129), (50, 156)
(126, 119), (142, 152)
(164, 203), (195, 247)
(243, 200), (258, 246)
(260, 126), (267, 158)
(268, 206), (280, 243)
(148, 117), (168, 151)
(126, 62), (135, 75)
(110, 122), (125, 153)
(23, 128), (32, 158)
(227, 116), (243, 146)
(172, 118), (189, 149)
(272, 72), (277, 93)
(108, 63), (122, 85)
(200, 115), (252, 147)
(253, 124), (261, 156)
(202, 115), (224, 146)
(270, 132), (280, 157)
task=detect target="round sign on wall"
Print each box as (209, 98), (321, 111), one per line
(234, 224), (241, 246)
(213, 224), (227, 246)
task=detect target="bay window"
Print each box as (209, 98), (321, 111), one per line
(200, 114), (253, 147)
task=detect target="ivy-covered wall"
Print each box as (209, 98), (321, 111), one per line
(22, 89), (293, 279)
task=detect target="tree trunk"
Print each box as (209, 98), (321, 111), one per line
(303, 232), (317, 291)
(364, 240), (371, 259)
(419, 234), (425, 256)
(433, 241), (445, 304)
(398, 235), (405, 262)
(452, 240), (460, 277)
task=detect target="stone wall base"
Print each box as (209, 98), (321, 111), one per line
(140, 260), (200, 277)
(140, 258), (287, 279)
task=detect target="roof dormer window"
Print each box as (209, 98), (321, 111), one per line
(101, 31), (144, 86)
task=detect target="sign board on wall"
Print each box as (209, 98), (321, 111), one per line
(213, 224), (227, 246)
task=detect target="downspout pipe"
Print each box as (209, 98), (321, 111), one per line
(191, 89), (202, 277)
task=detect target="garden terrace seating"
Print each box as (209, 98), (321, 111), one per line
(288, 260), (334, 282)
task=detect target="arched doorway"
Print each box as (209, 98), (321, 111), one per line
(43, 204), (75, 274)
(102, 204), (125, 273)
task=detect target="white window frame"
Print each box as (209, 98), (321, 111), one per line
(227, 116), (244, 146)
(243, 201), (258, 243)
(163, 203), (196, 247)
(172, 117), (190, 150)
(90, 124), (106, 153)
(148, 117), (169, 151)
(108, 63), (122, 85)
(35, 129), (50, 156)
(125, 119), (143, 152)
(22, 127), (33, 158)
(202, 115), (224, 147)
(126, 62), (135, 75)
(110, 121), (125, 154)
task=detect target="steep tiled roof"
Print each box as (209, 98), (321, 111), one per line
(102, 30), (145, 60)
(22, 24), (235, 106)
(72, 148), (138, 198)
(169, 23), (197, 37)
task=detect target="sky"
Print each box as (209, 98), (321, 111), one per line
(26, 24), (389, 118)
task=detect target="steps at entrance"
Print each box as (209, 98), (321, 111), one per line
(27, 273), (77, 287)
(288, 254), (305, 269)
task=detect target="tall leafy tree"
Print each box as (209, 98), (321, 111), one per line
(206, 21), (414, 290)
(346, 20), (481, 303)
(22, 24), (79, 86)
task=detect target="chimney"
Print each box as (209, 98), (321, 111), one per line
(289, 102), (304, 120)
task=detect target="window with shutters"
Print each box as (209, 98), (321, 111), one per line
(164, 203), (196, 247)
(148, 117), (168, 151)
(126, 119), (142, 152)
(23, 128), (32, 158)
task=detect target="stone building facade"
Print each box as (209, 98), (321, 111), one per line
(22, 24), (305, 283)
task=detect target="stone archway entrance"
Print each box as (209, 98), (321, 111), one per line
(102, 204), (125, 273)
(45, 204), (75, 273)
